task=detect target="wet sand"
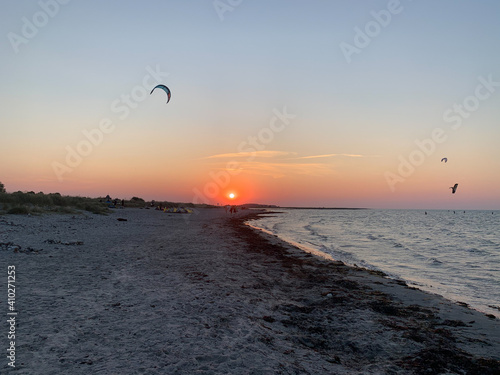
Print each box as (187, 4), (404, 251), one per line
(1, 208), (499, 374)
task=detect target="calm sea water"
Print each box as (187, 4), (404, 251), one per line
(248, 209), (500, 318)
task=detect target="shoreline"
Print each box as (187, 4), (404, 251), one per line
(243, 209), (500, 318)
(1, 208), (499, 374)
(234, 210), (500, 370)
(245, 214), (336, 263)
(246, 208), (500, 320)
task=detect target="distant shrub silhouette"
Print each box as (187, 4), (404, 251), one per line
(0, 191), (108, 215)
(7, 206), (30, 215)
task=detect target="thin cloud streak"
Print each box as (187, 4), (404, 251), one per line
(201, 150), (373, 178)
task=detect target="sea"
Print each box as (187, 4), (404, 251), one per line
(248, 209), (500, 318)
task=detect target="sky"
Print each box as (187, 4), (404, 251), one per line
(1, 0), (499, 209)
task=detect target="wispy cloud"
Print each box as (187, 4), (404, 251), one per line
(202, 150), (372, 178)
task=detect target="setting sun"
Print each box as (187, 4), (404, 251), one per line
(228, 193), (235, 199)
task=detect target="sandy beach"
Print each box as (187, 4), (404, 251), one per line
(1, 208), (499, 374)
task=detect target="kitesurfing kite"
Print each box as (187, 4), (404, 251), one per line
(150, 84), (171, 103)
(450, 183), (458, 194)
(441, 157), (448, 163)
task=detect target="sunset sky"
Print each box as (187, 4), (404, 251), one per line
(1, 1), (499, 209)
